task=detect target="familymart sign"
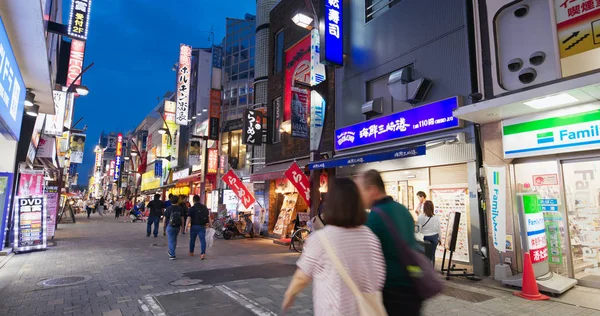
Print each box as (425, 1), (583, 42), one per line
(503, 107), (600, 158)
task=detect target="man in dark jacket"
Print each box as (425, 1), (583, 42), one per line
(357, 169), (421, 316)
(146, 194), (164, 237)
(186, 195), (211, 259)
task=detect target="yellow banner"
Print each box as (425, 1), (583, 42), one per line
(141, 170), (161, 191)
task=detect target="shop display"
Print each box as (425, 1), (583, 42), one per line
(44, 186), (58, 239)
(432, 188), (470, 262)
(384, 182), (399, 202)
(14, 195), (46, 252)
(273, 193), (298, 236)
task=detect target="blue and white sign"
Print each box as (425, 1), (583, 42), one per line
(321, 0), (343, 66)
(335, 97), (461, 151)
(113, 156), (121, 181)
(154, 160), (163, 178)
(309, 145), (425, 170)
(0, 17), (26, 141)
(539, 199), (559, 212)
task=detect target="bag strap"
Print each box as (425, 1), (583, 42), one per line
(371, 207), (413, 267)
(421, 217), (432, 228)
(318, 233), (364, 300)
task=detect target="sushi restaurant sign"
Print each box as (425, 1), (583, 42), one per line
(503, 107), (600, 158)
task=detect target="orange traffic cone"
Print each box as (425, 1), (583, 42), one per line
(513, 252), (550, 300)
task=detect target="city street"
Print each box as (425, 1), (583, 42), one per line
(0, 215), (597, 316)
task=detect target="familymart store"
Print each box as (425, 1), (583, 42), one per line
(455, 73), (600, 289)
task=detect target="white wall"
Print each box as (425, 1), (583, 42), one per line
(0, 136), (17, 173)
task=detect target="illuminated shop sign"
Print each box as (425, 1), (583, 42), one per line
(68, 0), (92, 41)
(320, 0), (343, 66)
(14, 196), (47, 252)
(334, 97), (461, 151)
(309, 145), (426, 170)
(113, 133), (123, 181)
(0, 17), (25, 141)
(176, 44), (192, 125)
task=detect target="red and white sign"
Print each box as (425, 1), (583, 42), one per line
(532, 174), (559, 186)
(222, 170), (255, 209)
(207, 149), (218, 174)
(109, 160), (115, 177)
(66, 39), (85, 88)
(284, 35), (311, 121)
(284, 162), (311, 205)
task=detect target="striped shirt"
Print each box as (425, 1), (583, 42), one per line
(297, 225), (386, 316)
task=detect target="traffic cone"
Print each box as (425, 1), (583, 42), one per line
(513, 252), (550, 300)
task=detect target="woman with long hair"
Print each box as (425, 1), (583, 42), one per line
(282, 177), (386, 315)
(417, 200), (441, 265)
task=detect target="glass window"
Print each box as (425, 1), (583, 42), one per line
(365, 0), (401, 22)
(274, 30), (284, 73)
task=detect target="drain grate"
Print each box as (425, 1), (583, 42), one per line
(39, 275), (91, 287)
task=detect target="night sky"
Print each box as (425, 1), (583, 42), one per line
(63, 0), (256, 185)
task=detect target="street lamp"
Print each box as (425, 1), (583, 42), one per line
(25, 104), (40, 117)
(158, 127), (168, 135)
(130, 150), (138, 157)
(292, 10), (314, 29)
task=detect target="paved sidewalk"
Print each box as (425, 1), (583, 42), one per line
(1, 213), (599, 316)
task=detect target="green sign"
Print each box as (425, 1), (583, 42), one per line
(522, 194), (540, 214)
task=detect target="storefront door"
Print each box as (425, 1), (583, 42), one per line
(562, 159), (600, 287)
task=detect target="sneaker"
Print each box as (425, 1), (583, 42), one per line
(189, 253), (194, 257)
(200, 254), (205, 260)
(147, 234), (150, 237)
(167, 252), (176, 260)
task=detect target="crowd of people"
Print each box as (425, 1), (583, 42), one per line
(282, 169), (442, 316)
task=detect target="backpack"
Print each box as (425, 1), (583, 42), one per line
(169, 205), (183, 227)
(195, 205), (209, 226)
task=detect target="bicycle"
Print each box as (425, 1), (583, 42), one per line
(212, 215), (229, 239)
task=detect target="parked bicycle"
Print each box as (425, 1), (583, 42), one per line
(290, 217), (312, 253)
(212, 216), (229, 239)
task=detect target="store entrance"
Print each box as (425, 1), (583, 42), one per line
(562, 159), (600, 287)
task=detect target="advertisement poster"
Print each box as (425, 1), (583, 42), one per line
(44, 186), (58, 238)
(69, 133), (86, 164)
(533, 174), (559, 186)
(522, 194), (549, 264)
(223, 170), (256, 209)
(544, 211), (563, 265)
(27, 114), (46, 164)
(273, 193), (298, 235)
(284, 35), (311, 121)
(18, 170), (44, 196)
(45, 90), (67, 136)
(486, 166), (506, 252)
(190, 140), (201, 166)
(14, 196), (46, 251)
(207, 149), (218, 174)
(432, 188), (470, 262)
(291, 88), (309, 138)
(283, 162), (311, 205)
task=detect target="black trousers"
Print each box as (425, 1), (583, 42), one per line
(115, 207), (121, 218)
(86, 207), (92, 218)
(383, 287), (423, 316)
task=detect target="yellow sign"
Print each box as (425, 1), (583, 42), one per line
(168, 186), (190, 196)
(555, 1), (600, 58)
(141, 170), (161, 191)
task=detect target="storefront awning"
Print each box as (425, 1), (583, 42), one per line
(453, 71), (600, 124)
(175, 174), (202, 184)
(308, 145), (426, 170)
(250, 158), (309, 181)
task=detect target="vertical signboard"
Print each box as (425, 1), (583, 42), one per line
(66, 39), (86, 88)
(176, 44), (192, 125)
(155, 160), (163, 178)
(69, 133), (86, 164)
(14, 196), (46, 252)
(310, 29), (326, 86)
(291, 88), (309, 138)
(209, 89), (221, 140)
(27, 115), (46, 165)
(284, 36), (311, 121)
(207, 149), (218, 174)
(45, 90), (67, 136)
(521, 194), (549, 264)
(283, 162), (311, 205)
(190, 140), (201, 166)
(67, 0), (92, 40)
(486, 166), (506, 253)
(113, 133), (123, 181)
(44, 186), (58, 239)
(310, 91), (326, 151)
(242, 109), (263, 145)
(109, 160), (115, 178)
(0, 16), (25, 141)
(164, 100), (179, 160)
(320, 0), (343, 66)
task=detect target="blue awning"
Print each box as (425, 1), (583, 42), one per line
(308, 145), (426, 170)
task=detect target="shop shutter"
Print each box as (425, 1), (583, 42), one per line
(429, 164), (468, 186)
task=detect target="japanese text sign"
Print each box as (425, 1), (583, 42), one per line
(555, 0), (600, 59)
(335, 97), (461, 151)
(45, 91), (67, 136)
(521, 194), (549, 264)
(0, 17), (25, 141)
(284, 162), (311, 205)
(321, 0), (343, 66)
(223, 170), (256, 209)
(308, 146), (425, 170)
(69, 133), (86, 164)
(176, 44), (192, 126)
(209, 89), (221, 140)
(109, 160), (115, 177)
(66, 40), (85, 88)
(212, 46), (223, 69)
(154, 160), (163, 178)
(14, 196), (47, 252)
(243, 109), (263, 145)
(68, 0), (92, 41)
(207, 149), (218, 174)
(113, 133), (123, 181)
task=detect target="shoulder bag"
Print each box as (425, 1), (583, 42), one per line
(318, 233), (387, 316)
(371, 208), (443, 300)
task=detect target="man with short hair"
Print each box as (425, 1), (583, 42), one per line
(163, 195), (183, 260)
(146, 194), (164, 237)
(415, 191), (428, 217)
(186, 195), (211, 259)
(356, 169), (421, 315)
(164, 193), (175, 208)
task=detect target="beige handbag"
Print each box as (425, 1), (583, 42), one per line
(318, 234), (388, 316)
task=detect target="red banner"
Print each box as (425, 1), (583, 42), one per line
(284, 35), (311, 121)
(66, 39), (85, 88)
(207, 149), (218, 174)
(223, 170), (256, 209)
(284, 162), (311, 205)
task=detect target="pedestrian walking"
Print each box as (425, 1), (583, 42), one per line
(115, 198), (123, 219)
(414, 191), (428, 217)
(97, 197), (105, 217)
(164, 193), (174, 208)
(178, 195), (189, 235)
(125, 198), (134, 214)
(146, 194), (164, 238)
(417, 200), (441, 265)
(163, 195), (183, 260)
(186, 194), (210, 259)
(282, 177), (386, 316)
(356, 169), (421, 315)
(86, 199), (94, 218)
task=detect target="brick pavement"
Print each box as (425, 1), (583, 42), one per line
(1, 214), (599, 316)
